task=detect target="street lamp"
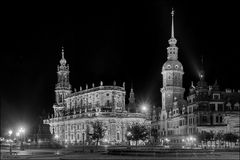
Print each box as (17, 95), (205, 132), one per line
(8, 130), (13, 136)
(19, 127), (25, 150)
(127, 131), (132, 146)
(8, 130), (13, 155)
(186, 136), (196, 148)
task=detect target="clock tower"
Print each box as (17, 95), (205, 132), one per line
(161, 9), (185, 113)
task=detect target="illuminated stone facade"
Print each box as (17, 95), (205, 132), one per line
(43, 47), (149, 145)
(152, 10), (240, 145)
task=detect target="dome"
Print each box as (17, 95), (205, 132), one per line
(162, 60), (183, 72)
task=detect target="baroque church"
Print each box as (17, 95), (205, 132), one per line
(43, 47), (150, 145)
(43, 9), (239, 146)
(151, 10), (240, 145)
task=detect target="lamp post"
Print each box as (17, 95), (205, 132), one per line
(19, 127), (25, 150)
(8, 130), (13, 155)
(54, 135), (59, 154)
(127, 131), (132, 146)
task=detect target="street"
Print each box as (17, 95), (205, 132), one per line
(1, 148), (239, 160)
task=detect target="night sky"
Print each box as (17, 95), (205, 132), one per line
(1, 1), (240, 136)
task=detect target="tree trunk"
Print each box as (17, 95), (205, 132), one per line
(96, 139), (99, 151)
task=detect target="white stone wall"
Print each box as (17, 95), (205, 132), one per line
(48, 117), (149, 145)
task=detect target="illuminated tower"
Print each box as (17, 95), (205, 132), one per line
(129, 86), (135, 104)
(161, 9), (185, 112)
(53, 47), (71, 117)
(127, 84), (136, 113)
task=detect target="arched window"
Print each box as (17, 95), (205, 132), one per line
(117, 132), (120, 140)
(219, 116), (223, 123)
(234, 102), (239, 110)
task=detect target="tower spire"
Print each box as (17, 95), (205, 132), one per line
(199, 55), (205, 80)
(129, 82), (135, 104)
(167, 8), (178, 60)
(60, 46), (66, 66)
(171, 8), (174, 38)
(131, 81), (133, 92)
(61, 46), (65, 59)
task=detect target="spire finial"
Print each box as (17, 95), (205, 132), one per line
(60, 46), (66, 66)
(131, 81), (133, 92)
(61, 46), (64, 59)
(171, 8), (175, 38)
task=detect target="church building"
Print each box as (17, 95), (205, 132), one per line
(43, 47), (150, 145)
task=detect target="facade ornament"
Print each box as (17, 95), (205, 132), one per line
(100, 81), (103, 86)
(86, 84), (88, 89)
(113, 80), (116, 86)
(80, 86), (82, 91)
(92, 83), (95, 88)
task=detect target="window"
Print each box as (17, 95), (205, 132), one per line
(218, 104), (223, 111)
(71, 134), (73, 140)
(202, 116), (207, 123)
(210, 104), (215, 111)
(106, 93), (109, 96)
(71, 125), (73, 130)
(216, 116), (219, 123)
(213, 94), (220, 100)
(234, 103), (239, 110)
(175, 65), (179, 69)
(117, 133), (120, 140)
(77, 134), (79, 140)
(82, 124), (85, 130)
(220, 116), (223, 123)
(167, 65), (171, 69)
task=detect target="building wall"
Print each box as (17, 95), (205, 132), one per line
(45, 115), (149, 145)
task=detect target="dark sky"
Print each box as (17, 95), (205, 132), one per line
(1, 1), (240, 136)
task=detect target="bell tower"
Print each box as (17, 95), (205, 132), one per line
(161, 9), (185, 112)
(55, 46), (71, 104)
(53, 46), (71, 117)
